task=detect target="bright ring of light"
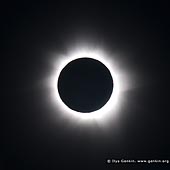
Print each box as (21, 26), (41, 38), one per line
(48, 47), (121, 121)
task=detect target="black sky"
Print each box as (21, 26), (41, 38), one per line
(3, 1), (169, 170)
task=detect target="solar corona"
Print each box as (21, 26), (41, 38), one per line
(48, 47), (122, 122)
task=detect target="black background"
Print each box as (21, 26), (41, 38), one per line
(3, 1), (169, 170)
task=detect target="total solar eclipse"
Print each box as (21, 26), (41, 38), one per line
(57, 58), (113, 113)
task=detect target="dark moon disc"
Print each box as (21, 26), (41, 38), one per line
(57, 58), (113, 113)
